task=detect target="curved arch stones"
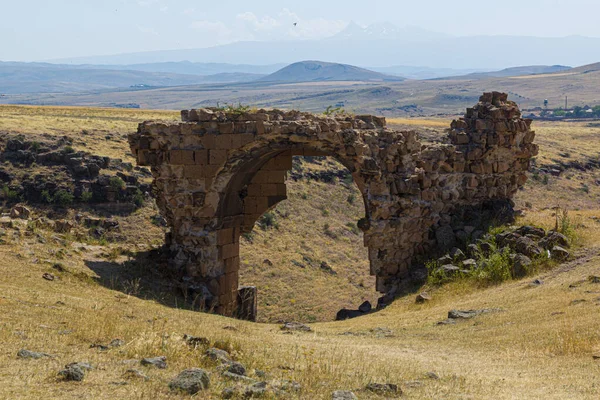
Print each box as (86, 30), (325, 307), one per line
(129, 92), (538, 319)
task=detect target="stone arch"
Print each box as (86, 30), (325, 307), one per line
(129, 92), (538, 319)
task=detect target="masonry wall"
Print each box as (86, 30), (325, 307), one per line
(129, 92), (538, 318)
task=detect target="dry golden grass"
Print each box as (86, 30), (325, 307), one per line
(1, 105), (600, 399)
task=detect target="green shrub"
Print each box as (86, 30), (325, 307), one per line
(258, 212), (277, 230)
(41, 190), (53, 204)
(109, 176), (125, 191)
(347, 194), (356, 204)
(80, 190), (93, 203)
(1, 185), (19, 202)
(62, 145), (75, 154)
(132, 189), (144, 207)
(53, 190), (74, 206)
(472, 246), (513, 284)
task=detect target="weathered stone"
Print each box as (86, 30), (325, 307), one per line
(183, 334), (210, 348)
(58, 365), (85, 381)
(141, 356), (167, 369)
(540, 231), (570, 249)
(366, 383), (401, 395)
(128, 94), (537, 318)
(550, 246), (570, 261)
(514, 236), (543, 258)
(17, 349), (52, 359)
(415, 292), (431, 303)
(169, 368), (210, 394)
(205, 348), (231, 364)
(332, 390), (358, 400)
(511, 253), (532, 278)
(462, 259), (478, 270)
(281, 322), (312, 332)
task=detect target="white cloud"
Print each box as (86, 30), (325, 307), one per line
(189, 9), (346, 44)
(136, 24), (159, 36)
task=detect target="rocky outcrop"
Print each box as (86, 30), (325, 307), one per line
(129, 92), (538, 318)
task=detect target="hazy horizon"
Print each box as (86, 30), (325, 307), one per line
(2, 0), (600, 62)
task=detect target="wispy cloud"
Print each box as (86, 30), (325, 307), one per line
(189, 9), (346, 44)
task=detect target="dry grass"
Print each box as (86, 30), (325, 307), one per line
(1, 105), (600, 398)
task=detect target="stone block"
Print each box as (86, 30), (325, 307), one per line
(215, 135), (233, 150)
(209, 150), (227, 165)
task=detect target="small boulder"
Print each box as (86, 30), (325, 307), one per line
(450, 247), (465, 261)
(58, 364), (87, 381)
(366, 382), (401, 395)
(205, 347), (232, 364)
(332, 390), (358, 400)
(183, 334), (210, 348)
(514, 236), (543, 258)
(225, 361), (246, 376)
(281, 322), (312, 332)
(17, 349), (52, 359)
(42, 273), (56, 281)
(169, 368), (210, 394)
(540, 231), (570, 249)
(336, 309), (363, 321)
(550, 246), (570, 261)
(589, 275), (600, 284)
(123, 369), (149, 381)
(141, 356), (167, 369)
(462, 259), (478, 270)
(415, 293), (431, 304)
(515, 226), (545, 239)
(511, 254), (532, 278)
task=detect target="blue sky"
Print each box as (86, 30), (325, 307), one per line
(2, 0), (600, 61)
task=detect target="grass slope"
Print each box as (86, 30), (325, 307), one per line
(1, 105), (600, 398)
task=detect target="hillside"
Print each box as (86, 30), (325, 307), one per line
(1, 105), (600, 398)
(448, 65), (572, 80)
(259, 61), (405, 83)
(0, 62), (262, 94)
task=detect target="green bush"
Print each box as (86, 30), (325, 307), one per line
(80, 190), (93, 202)
(109, 176), (125, 191)
(132, 189), (144, 207)
(472, 246), (513, 284)
(53, 190), (74, 206)
(258, 212), (277, 230)
(41, 190), (53, 204)
(1, 185), (19, 202)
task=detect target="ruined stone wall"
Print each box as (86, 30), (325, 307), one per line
(128, 92), (538, 318)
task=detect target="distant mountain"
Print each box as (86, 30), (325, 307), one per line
(45, 23), (600, 70)
(369, 65), (490, 80)
(259, 61), (405, 83)
(0, 62), (263, 94)
(80, 61), (285, 76)
(447, 65), (572, 80)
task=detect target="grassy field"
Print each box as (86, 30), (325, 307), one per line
(1, 105), (600, 398)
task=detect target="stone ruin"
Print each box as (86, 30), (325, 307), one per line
(128, 92), (538, 320)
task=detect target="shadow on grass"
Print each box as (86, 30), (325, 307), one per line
(84, 248), (200, 312)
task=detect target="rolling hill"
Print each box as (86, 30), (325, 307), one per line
(448, 65), (573, 80)
(259, 61), (405, 83)
(0, 62), (263, 94)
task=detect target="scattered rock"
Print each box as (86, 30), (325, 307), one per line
(42, 273), (56, 281)
(168, 368), (210, 395)
(529, 279), (544, 287)
(183, 334), (210, 348)
(570, 299), (586, 305)
(515, 225), (545, 239)
(588, 275), (600, 284)
(10, 205), (31, 219)
(366, 382), (401, 395)
(336, 308), (365, 321)
(109, 338), (125, 348)
(222, 371), (257, 383)
(550, 246), (570, 261)
(58, 365), (85, 382)
(281, 322), (312, 332)
(539, 231), (570, 250)
(263, 259), (273, 266)
(332, 390), (358, 400)
(205, 347), (232, 364)
(371, 327), (394, 337)
(320, 261), (337, 275)
(141, 356), (167, 369)
(448, 309), (501, 319)
(593, 354), (600, 360)
(511, 254), (532, 278)
(225, 361), (246, 376)
(272, 379), (301, 392)
(17, 349), (52, 359)
(123, 369), (149, 381)
(514, 236), (543, 258)
(415, 292), (431, 304)
(450, 247), (466, 261)
(462, 259), (478, 270)
(425, 371), (440, 380)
